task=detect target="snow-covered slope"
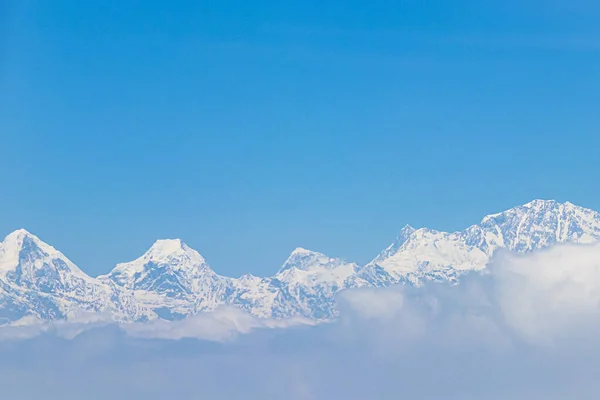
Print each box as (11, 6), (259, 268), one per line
(269, 248), (361, 319)
(0, 230), (154, 324)
(225, 248), (362, 320)
(361, 200), (600, 286)
(2, 199), (600, 325)
(98, 239), (234, 319)
(474, 199), (600, 252)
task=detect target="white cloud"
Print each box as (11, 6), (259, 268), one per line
(491, 243), (600, 344)
(121, 306), (315, 341)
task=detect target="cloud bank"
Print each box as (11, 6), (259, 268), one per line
(3, 242), (600, 399)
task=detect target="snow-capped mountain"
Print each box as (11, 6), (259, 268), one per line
(361, 200), (600, 286)
(99, 239), (234, 319)
(269, 248), (361, 319)
(0, 230), (153, 324)
(2, 199), (600, 325)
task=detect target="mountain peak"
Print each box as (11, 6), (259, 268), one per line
(278, 247), (350, 274)
(520, 199), (578, 209)
(523, 198), (557, 207)
(290, 247), (317, 256)
(0, 228), (91, 291)
(529, 199), (591, 212)
(4, 228), (37, 242)
(397, 224), (418, 242)
(1, 229), (55, 257)
(127, 238), (207, 268)
(481, 199), (595, 224)
(519, 199), (578, 212)
(368, 224), (418, 266)
(101, 238), (214, 295)
(148, 238), (186, 254)
(285, 247), (325, 261)
(476, 199), (600, 252)
(400, 224), (416, 234)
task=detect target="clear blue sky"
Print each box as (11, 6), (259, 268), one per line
(1, 0), (599, 277)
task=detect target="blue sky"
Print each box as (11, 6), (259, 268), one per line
(1, 0), (599, 277)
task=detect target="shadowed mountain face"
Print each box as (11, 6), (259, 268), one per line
(1, 200), (600, 325)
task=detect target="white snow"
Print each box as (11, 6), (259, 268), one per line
(1, 199), (600, 324)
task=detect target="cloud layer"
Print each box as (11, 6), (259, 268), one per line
(3, 242), (600, 399)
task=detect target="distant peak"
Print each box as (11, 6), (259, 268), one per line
(480, 199), (593, 224)
(401, 223), (415, 230)
(139, 238), (207, 263)
(4, 228), (36, 241)
(10, 228), (32, 235)
(150, 238), (186, 253)
(522, 199), (557, 208)
(399, 224), (416, 235)
(522, 199), (592, 215)
(529, 199), (582, 210)
(283, 247), (328, 264)
(517, 199), (588, 211)
(278, 247), (342, 273)
(0, 229), (75, 274)
(369, 224), (418, 264)
(390, 224), (417, 246)
(106, 238), (209, 280)
(290, 247), (318, 256)
(239, 273), (259, 281)
(2, 229), (48, 250)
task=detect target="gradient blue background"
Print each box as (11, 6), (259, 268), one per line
(1, 0), (599, 276)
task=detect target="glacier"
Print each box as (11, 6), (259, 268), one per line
(1, 199), (599, 325)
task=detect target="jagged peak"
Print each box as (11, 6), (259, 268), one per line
(105, 238), (209, 278)
(389, 224), (420, 247)
(369, 226), (439, 266)
(1, 229), (55, 255)
(480, 199), (593, 224)
(409, 227), (444, 237)
(3, 228), (38, 242)
(370, 200), (600, 269)
(384, 225), (418, 247)
(519, 199), (581, 209)
(519, 199), (580, 212)
(140, 238), (207, 263)
(284, 247), (328, 263)
(278, 247), (347, 274)
(290, 247), (321, 256)
(0, 229), (90, 278)
(238, 272), (260, 282)
(147, 238), (187, 255)
(127, 238), (200, 266)
(523, 198), (557, 207)
(400, 224), (415, 233)
(520, 199), (582, 211)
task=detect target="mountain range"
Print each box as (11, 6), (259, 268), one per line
(1, 199), (599, 325)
